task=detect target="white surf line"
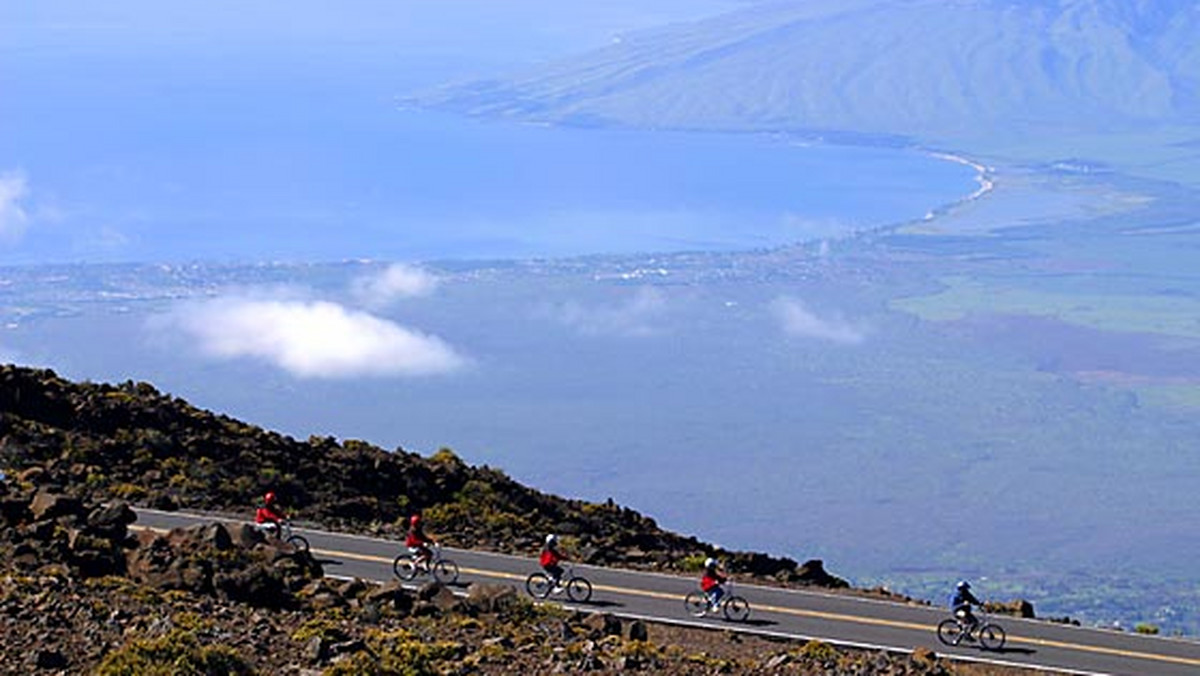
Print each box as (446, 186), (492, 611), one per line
(926, 150), (995, 204)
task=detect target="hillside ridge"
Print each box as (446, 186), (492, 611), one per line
(0, 364), (845, 587)
(418, 0), (1200, 146)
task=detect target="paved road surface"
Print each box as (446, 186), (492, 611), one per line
(134, 509), (1200, 675)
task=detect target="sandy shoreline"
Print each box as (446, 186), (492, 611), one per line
(925, 150), (995, 208)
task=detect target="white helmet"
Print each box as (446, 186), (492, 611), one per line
(704, 557), (717, 569)
(546, 534), (558, 545)
(956, 580), (971, 590)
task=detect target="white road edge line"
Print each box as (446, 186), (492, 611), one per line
(132, 508), (1182, 672)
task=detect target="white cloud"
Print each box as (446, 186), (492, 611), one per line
(544, 287), (668, 337)
(0, 171), (31, 243)
(771, 297), (867, 345)
(351, 263), (439, 307)
(162, 297), (466, 378)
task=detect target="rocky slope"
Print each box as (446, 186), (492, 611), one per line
(0, 478), (1051, 674)
(0, 365), (843, 587)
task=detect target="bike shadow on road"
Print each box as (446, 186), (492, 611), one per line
(985, 646), (1036, 656)
(740, 618), (778, 628)
(575, 599), (625, 609)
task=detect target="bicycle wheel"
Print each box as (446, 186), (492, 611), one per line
(684, 591), (709, 617)
(393, 554), (419, 581)
(566, 576), (592, 603)
(286, 534), (310, 553)
(936, 619), (964, 646)
(722, 595), (751, 622)
(525, 572), (553, 599)
(432, 559), (460, 585)
(978, 623), (1006, 651)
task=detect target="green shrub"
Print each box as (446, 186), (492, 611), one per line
(1135, 623), (1160, 635)
(322, 629), (464, 676)
(97, 630), (254, 675)
(429, 448), (463, 467)
(799, 639), (839, 662)
(292, 616), (346, 643)
(679, 554), (709, 572)
(112, 482), (146, 500)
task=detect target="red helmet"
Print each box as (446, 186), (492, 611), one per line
(264, 491), (277, 504)
(410, 514), (421, 526)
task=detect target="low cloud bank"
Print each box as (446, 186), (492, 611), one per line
(164, 297), (466, 378)
(772, 297), (867, 345)
(544, 287), (668, 337)
(351, 263), (439, 307)
(0, 171), (30, 243)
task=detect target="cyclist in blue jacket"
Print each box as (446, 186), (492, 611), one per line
(950, 580), (982, 631)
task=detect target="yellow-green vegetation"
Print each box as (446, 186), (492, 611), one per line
(292, 615), (348, 643)
(429, 447), (464, 468)
(425, 478), (533, 534)
(799, 640), (838, 662)
(323, 628), (464, 676)
(892, 276), (1200, 339)
(618, 639), (663, 662)
(103, 391), (137, 404)
(171, 611), (215, 633)
(96, 630), (253, 676)
(1135, 623), (1160, 635)
(110, 482), (147, 500)
(83, 575), (140, 594)
(679, 553), (711, 572)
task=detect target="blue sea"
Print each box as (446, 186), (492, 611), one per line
(0, 1), (975, 265)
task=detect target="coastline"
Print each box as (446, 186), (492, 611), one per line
(925, 150), (995, 205)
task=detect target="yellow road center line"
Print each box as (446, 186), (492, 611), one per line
(315, 548), (1200, 669)
(133, 529), (1200, 669)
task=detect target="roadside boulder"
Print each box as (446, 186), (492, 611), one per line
(85, 501), (136, 540)
(986, 599), (1035, 619)
(628, 619), (649, 642)
(465, 582), (518, 614)
(29, 490), (82, 521)
(582, 612), (622, 638)
(793, 559), (849, 588)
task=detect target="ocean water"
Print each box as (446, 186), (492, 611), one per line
(0, 2), (976, 265)
(0, 99), (976, 263)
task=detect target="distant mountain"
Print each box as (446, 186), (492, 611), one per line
(420, 0), (1200, 146)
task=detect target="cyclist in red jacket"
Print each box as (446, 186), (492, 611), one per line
(701, 557), (727, 609)
(406, 514), (437, 571)
(540, 534), (568, 588)
(254, 491), (287, 536)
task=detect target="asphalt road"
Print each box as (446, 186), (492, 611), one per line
(134, 509), (1200, 675)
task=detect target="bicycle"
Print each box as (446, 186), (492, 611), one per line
(937, 609), (1007, 650)
(684, 582), (751, 622)
(525, 564), (593, 603)
(393, 543), (460, 585)
(257, 519), (310, 553)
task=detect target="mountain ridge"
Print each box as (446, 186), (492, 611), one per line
(418, 0), (1200, 147)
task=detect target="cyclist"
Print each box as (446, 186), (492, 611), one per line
(950, 580), (983, 633)
(406, 514), (437, 571)
(701, 557), (727, 610)
(540, 534), (568, 589)
(254, 491), (287, 536)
